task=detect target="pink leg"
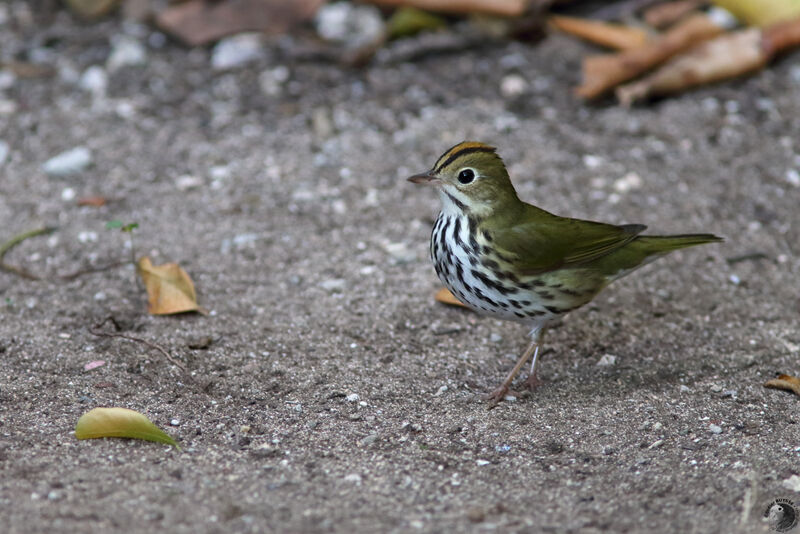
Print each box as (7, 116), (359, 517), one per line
(485, 330), (541, 407)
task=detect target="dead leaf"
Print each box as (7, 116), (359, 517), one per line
(576, 13), (726, 100)
(156, 0), (325, 46)
(77, 195), (107, 207)
(617, 17), (800, 105)
(712, 0), (800, 27)
(764, 374), (800, 397)
(137, 256), (200, 315)
(75, 407), (180, 449)
(364, 0), (528, 17)
(550, 15), (650, 51)
(616, 27), (765, 105)
(643, 0), (705, 29)
(435, 287), (469, 308)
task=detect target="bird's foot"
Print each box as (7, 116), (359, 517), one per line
(484, 386), (527, 408)
(523, 372), (542, 391)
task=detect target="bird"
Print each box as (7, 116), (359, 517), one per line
(408, 141), (723, 405)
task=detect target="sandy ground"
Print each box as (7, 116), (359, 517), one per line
(1, 7), (800, 534)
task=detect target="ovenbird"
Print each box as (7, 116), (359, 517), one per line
(409, 142), (722, 404)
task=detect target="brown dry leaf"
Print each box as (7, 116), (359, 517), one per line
(364, 0), (528, 17)
(576, 13), (726, 100)
(157, 0), (325, 46)
(77, 195), (107, 207)
(617, 17), (800, 105)
(764, 374), (800, 397)
(550, 15), (650, 51)
(137, 256), (200, 315)
(643, 0), (706, 29)
(616, 27), (765, 105)
(434, 287), (469, 308)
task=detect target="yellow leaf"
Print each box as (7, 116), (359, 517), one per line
(764, 374), (800, 397)
(434, 287), (470, 308)
(75, 407), (180, 449)
(137, 256), (200, 315)
(712, 0), (800, 27)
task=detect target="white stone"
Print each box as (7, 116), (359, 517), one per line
(315, 3), (384, 49)
(211, 33), (263, 70)
(78, 66), (108, 97)
(345, 393), (360, 402)
(43, 147), (92, 176)
(319, 278), (346, 292)
(709, 424), (723, 434)
(175, 174), (202, 191)
(596, 354), (617, 366)
(0, 69), (15, 90)
(786, 169), (800, 188)
(343, 473), (362, 484)
(500, 74), (527, 98)
(107, 36), (147, 72)
(782, 474), (800, 492)
(61, 187), (76, 201)
(0, 139), (9, 166)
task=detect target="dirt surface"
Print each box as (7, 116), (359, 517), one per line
(2, 7), (800, 534)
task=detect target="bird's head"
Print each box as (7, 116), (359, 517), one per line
(408, 141), (519, 217)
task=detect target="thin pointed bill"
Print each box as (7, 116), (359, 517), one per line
(408, 171), (440, 185)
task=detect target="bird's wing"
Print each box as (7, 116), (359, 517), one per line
(490, 211), (646, 274)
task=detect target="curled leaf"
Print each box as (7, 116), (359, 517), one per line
(549, 15), (649, 51)
(764, 374), (800, 397)
(137, 257), (200, 315)
(435, 287), (469, 308)
(576, 13), (726, 99)
(75, 407), (180, 449)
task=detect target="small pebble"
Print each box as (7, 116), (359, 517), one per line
(170, 419), (180, 426)
(786, 169), (800, 188)
(383, 242), (415, 264)
(583, 154), (602, 169)
(107, 36), (147, 72)
(500, 74), (527, 98)
(0, 69), (15, 90)
(360, 433), (379, 446)
(0, 139), (9, 166)
(61, 187), (76, 201)
(43, 147), (92, 176)
(77, 231), (98, 243)
(782, 474), (800, 492)
(319, 278), (346, 293)
(345, 393), (360, 403)
(259, 66), (289, 96)
(434, 385), (448, 396)
(709, 424), (723, 434)
(728, 274), (741, 285)
(679, 385), (691, 393)
(710, 384), (723, 393)
(343, 473), (362, 484)
(315, 3), (384, 49)
(78, 66), (108, 97)
(721, 389), (737, 399)
(175, 174), (202, 191)
(596, 354), (617, 366)
(613, 172), (643, 193)
(211, 33), (263, 70)
(489, 333), (503, 343)
(476, 459), (490, 466)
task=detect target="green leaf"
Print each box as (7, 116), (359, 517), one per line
(106, 220), (124, 229)
(75, 407), (181, 450)
(122, 223), (139, 233)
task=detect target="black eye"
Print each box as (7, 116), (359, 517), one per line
(458, 169), (475, 184)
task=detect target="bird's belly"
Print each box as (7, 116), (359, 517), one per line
(430, 218), (571, 324)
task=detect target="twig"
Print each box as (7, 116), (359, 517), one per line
(0, 227), (57, 280)
(59, 260), (128, 281)
(89, 316), (188, 374)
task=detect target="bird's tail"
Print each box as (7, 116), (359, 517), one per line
(634, 233), (724, 254)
